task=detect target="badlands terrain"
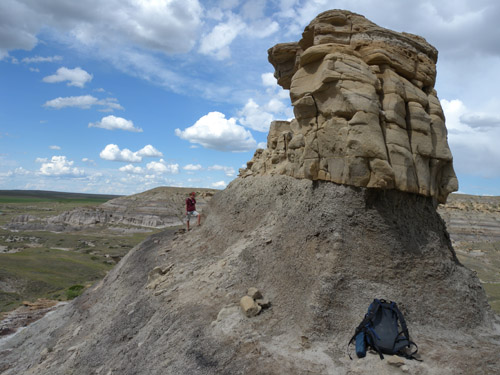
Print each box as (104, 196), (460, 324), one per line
(1, 8), (499, 375)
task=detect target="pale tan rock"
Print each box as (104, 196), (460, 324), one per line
(240, 296), (261, 317)
(247, 287), (263, 300)
(241, 9), (457, 203)
(387, 355), (405, 367)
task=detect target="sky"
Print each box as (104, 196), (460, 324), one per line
(1, 0), (500, 196)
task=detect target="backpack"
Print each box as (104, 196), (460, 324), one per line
(348, 299), (419, 361)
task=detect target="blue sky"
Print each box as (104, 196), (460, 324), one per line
(1, 0), (500, 196)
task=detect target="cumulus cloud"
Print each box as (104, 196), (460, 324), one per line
(18, 167), (30, 175)
(35, 157), (48, 163)
(459, 113), (500, 130)
(99, 144), (162, 163)
(137, 145), (163, 157)
(146, 159), (179, 174)
(38, 156), (84, 176)
(99, 144), (142, 163)
(175, 111), (257, 152)
(0, 0), (203, 58)
(43, 95), (123, 111)
(89, 115), (143, 132)
(183, 164), (202, 171)
(208, 164), (236, 177)
(211, 180), (227, 188)
(49, 145), (61, 150)
(441, 98), (500, 178)
(238, 99), (275, 132)
(43, 67), (92, 87)
(261, 72), (277, 87)
(238, 97), (292, 132)
(119, 164), (144, 174)
(22, 55), (63, 63)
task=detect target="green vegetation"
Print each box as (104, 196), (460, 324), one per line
(0, 247), (112, 312)
(66, 285), (85, 300)
(0, 190), (153, 314)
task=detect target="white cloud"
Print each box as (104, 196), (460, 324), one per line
(262, 72), (277, 87)
(11, 167), (30, 175)
(35, 157), (48, 163)
(208, 164), (236, 177)
(460, 112), (500, 130)
(175, 111), (257, 152)
(183, 164), (202, 171)
(441, 98), (500, 178)
(146, 159), (179, 174)
(43, 95), (97, 109)
(199, 13), (246, 60)
(49, 145), (61, 150)
(237, 98), (276, 132)
(82, 158), (96, 166)
(43, 67), (93, 87)
(119, 164), (144, 174)
(137, 145), (163, 157)
(257, 141), (267, 149)
(99, 144), (162, 163)
(0, 0), (203, 58)
(247, 19), (280, 38)
(22, 55), (62, 63)
(211, 180), (227, 188)
(43, 95), (123, 111)
(38, 156), (84, 176)
(89, 115), (143, 132)
(99, 144), (142, 163)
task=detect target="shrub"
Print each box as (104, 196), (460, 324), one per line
(66, 284), (85, 300)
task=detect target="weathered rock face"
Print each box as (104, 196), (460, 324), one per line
(241, 10), (457, 203)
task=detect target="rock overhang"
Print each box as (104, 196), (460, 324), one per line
(242, 9), (458, 204)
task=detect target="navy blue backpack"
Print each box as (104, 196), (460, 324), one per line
(349, 299), (419, 360)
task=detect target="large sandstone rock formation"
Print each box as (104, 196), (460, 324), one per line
(242, 10), (457, 203)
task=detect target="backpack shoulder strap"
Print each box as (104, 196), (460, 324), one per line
(392, 302), (410, 340)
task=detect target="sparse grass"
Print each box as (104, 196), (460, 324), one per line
(0, 190), (166, 315)
(456, 239), (500, 314)
(0, 247), (112, 312)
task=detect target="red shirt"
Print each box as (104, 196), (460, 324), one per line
(186, 197), (196, 212)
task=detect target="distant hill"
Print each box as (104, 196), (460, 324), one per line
(2, 187), (219, 231)
(0, 190), (121, 202)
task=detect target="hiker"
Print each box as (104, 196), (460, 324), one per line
(185, 192), (201, 231)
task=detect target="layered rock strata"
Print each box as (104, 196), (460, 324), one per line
(241, 9), (457, 203)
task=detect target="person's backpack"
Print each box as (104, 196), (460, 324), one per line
(348, 299), (419, 360)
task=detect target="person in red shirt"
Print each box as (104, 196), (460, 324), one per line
(185, 192), (201, 231)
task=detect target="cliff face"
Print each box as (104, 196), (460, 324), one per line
(241, 10), (457, 203)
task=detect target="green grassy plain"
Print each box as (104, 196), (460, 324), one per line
(0, 191), (154, 314)
(0, 247), (111, 312)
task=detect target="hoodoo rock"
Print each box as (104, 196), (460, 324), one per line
(0, 9), (498, 375)
(241, 10), (457, 204)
